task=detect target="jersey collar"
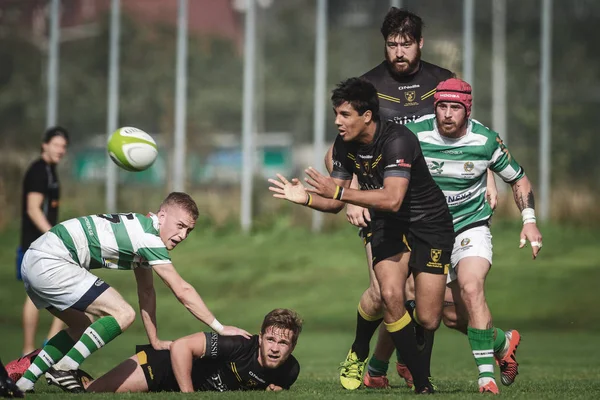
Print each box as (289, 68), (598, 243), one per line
(147, 212), (160, 232)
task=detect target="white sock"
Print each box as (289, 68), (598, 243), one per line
(16, 377), (35, 392)
(54, 356), (79, 371)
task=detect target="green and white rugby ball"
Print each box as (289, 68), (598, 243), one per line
(107, 127), (158, 172)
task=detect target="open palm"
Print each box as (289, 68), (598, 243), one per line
(268, 174), (309, 205)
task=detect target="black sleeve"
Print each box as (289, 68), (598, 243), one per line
(330, 135), (354, 181)
(203, 332), (250, 360)
(24, 162), (48, 195)
(272, 357), (300, 390)
(381, 130), (419, 180)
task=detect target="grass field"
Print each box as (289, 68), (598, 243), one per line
(1, 220), (599, 399)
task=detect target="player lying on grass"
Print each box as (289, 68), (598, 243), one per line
(15, 192), (250, 393)
(81, 309), (302, 393)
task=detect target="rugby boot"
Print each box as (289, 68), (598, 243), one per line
(363, 371), (390, 389)
(339, 350), (366, 390)
(496, 330), (521, 386)
(395, 362), (414, 388)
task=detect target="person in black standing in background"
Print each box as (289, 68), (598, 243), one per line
(18, 127), (69, 357)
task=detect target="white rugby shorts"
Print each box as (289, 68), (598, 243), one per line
(447, 225), (493, 284)
(21, 232), (101, 311)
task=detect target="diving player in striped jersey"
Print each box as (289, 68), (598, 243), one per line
(16, 192), (250, 393)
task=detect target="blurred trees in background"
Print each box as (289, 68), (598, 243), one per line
(0, 0), (598, 225)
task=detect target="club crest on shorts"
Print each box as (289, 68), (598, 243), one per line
(430, 249), (442, 263)
(461, 238), (471, 247)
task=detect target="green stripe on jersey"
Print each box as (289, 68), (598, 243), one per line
(137, 247), (170, 264)
(51, 224), (80, 264)
(420, 142), (492, 162)
(110, 219), (135, 270)
(135, 213), (158, 235)
(77, 217), (104, 269)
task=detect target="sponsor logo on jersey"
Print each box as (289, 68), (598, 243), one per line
(447, 191), (473, 205)
(441, 149), (463, 155)
(249, 371), (266, 384)
(332, 160), (343, 168)
(398, 84), (420, 90)
(94, 278), (105, 286)
(358, 154), (373, 159)
(210, 333), (219, 357)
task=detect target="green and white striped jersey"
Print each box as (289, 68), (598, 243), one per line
(43, 212), (170, 270)
(406, 115), (524, 232)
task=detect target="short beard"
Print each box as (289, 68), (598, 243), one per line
(384, 47), (421, 80)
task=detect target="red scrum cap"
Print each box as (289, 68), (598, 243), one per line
(434, 78), (472, 117)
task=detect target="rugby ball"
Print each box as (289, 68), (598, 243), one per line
(107, 127), (158, 172)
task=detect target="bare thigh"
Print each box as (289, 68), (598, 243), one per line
(47, 307), (94, 340)
(86, 355), (148, 393)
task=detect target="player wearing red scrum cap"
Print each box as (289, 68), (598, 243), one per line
(399, 78), (543, 393)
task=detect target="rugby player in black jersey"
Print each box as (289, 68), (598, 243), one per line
(320, 8), (497, 391)
(269, 78), (454, 394)
(84, 309), (302, 393)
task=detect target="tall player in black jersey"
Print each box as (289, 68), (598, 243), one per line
(322, 8), (497, 391)
(269, 78), (454, 394)
(84, 309), (302, 393)
(324, 8), (452, 391)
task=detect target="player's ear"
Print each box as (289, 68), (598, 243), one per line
(418, 37), (424, 49)
(363, 109), (373, 124)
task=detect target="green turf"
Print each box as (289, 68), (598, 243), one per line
(1, 220), (599, 398)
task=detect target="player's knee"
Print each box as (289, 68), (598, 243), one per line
(114, 304), (136, 331)
(379, 286), (402, 308)
(459, 281), (484, 305)
(365, 285), (382, 307)
(442, 306), (458, 329)
(420, 316), (442, 331)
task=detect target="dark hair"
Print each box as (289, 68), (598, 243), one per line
(261, 309), (303, 346)
(331, 77), (380, 121)
(380, 7), (423, 42)
(159, 192), (199, 221)
(43, 126), (70, 145)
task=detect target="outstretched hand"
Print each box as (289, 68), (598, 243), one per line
(268, 174), (309, 205)
(304, 167), (338, 199)
(519, 223), (543, 259)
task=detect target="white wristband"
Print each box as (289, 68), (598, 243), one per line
(521, 208), (536, 225)
(209, 318), (224, 334)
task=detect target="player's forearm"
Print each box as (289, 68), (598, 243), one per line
(27, 208), (53, 233)
(511, 175), (535, 212)
(170, 341), (195, 393)
(138, 287), (159, 345)
(340, 187), (403, 212)
(305, 193), (345, 213)
(173, 283), (219, 330)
